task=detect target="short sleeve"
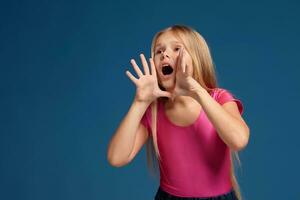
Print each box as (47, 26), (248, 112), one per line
(140, 106), (152, 135)
(216, 88), (244, 115)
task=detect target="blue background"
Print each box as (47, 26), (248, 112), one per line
(1, 0), (299, 199)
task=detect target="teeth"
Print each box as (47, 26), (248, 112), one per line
(162, 63), (172, 68)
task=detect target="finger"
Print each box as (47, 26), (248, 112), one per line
(130, 59), (143, 78)
(181, 49), (187, 73)
(149, 58), (158, 80)
(125, 70), (138, 85)
(186, 61), (192, 76)
(176, 48), (183, 72)
(140, 54), (150, 75)
(158, 90), (172, 98)
(184, 49), (193, 75)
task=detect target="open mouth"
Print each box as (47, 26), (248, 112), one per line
(162, 65), (174, 75)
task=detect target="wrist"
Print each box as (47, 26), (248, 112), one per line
(129, 99), (151, 121)
(132, 97), (152, 108)
(191, 87), (207, 103)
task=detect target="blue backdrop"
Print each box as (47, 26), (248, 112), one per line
(1, 0), (299, 199)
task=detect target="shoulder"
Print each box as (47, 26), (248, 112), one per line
(213, 87), (244, 115)
(213, 87), (237, 101)
(213, 87), (231, 97)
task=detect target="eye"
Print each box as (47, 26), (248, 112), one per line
(155, 49), (162, 54)
(174, 47), (181, 51)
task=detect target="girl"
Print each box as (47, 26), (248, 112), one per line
(107, 25), (250, 200)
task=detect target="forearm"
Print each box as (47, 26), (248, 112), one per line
(107, 99), (150, 166)
(193, 88), (249, 151)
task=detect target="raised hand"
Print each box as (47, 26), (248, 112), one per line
(172, 48), (204, 100)
(126, 54), (172, 104)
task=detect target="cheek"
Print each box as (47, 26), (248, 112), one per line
(154, 60), (159, 67)
(153, 58), (160, 69)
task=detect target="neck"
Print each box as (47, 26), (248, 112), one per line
(164, 95), (197, 109)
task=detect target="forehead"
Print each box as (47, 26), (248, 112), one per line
(155, 31), (182, 47)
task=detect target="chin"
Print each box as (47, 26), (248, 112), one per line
(160, 81), (175, 91)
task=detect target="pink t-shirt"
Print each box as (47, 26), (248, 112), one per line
(141, 88), (243, 197)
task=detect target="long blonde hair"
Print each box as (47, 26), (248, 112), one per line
(145, 25), (243, 200)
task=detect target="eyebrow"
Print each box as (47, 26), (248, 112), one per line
(155, 41), (182, 48)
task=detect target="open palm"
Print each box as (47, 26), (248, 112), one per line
(126, 54), (171, 104)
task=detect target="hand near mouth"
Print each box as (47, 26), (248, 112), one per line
(126, 54), (172, 104)
(171, 48), (204, 100)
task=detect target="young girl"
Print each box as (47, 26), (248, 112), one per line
(107, 25), (250, 200)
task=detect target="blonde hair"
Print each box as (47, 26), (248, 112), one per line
(145, 25), (244, 200)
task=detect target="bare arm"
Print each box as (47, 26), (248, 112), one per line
(172, 48), (249, 152)
(194, 88), (250, 151)
(107, 99), (149, 167)
(106, 54), (171, 167)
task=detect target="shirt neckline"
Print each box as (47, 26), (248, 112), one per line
(159, 89), (216, 128)
(159, 100), (203, 128)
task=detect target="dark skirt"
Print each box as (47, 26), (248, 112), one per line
(154, 187), (238, 200)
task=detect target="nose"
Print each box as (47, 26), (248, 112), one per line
(161, 51), (170, 60)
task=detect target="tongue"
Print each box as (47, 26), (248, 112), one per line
(162, 65), (173, 75)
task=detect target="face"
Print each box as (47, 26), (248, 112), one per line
(153, 32), (182, 91)
(153, 31), (192, 91)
